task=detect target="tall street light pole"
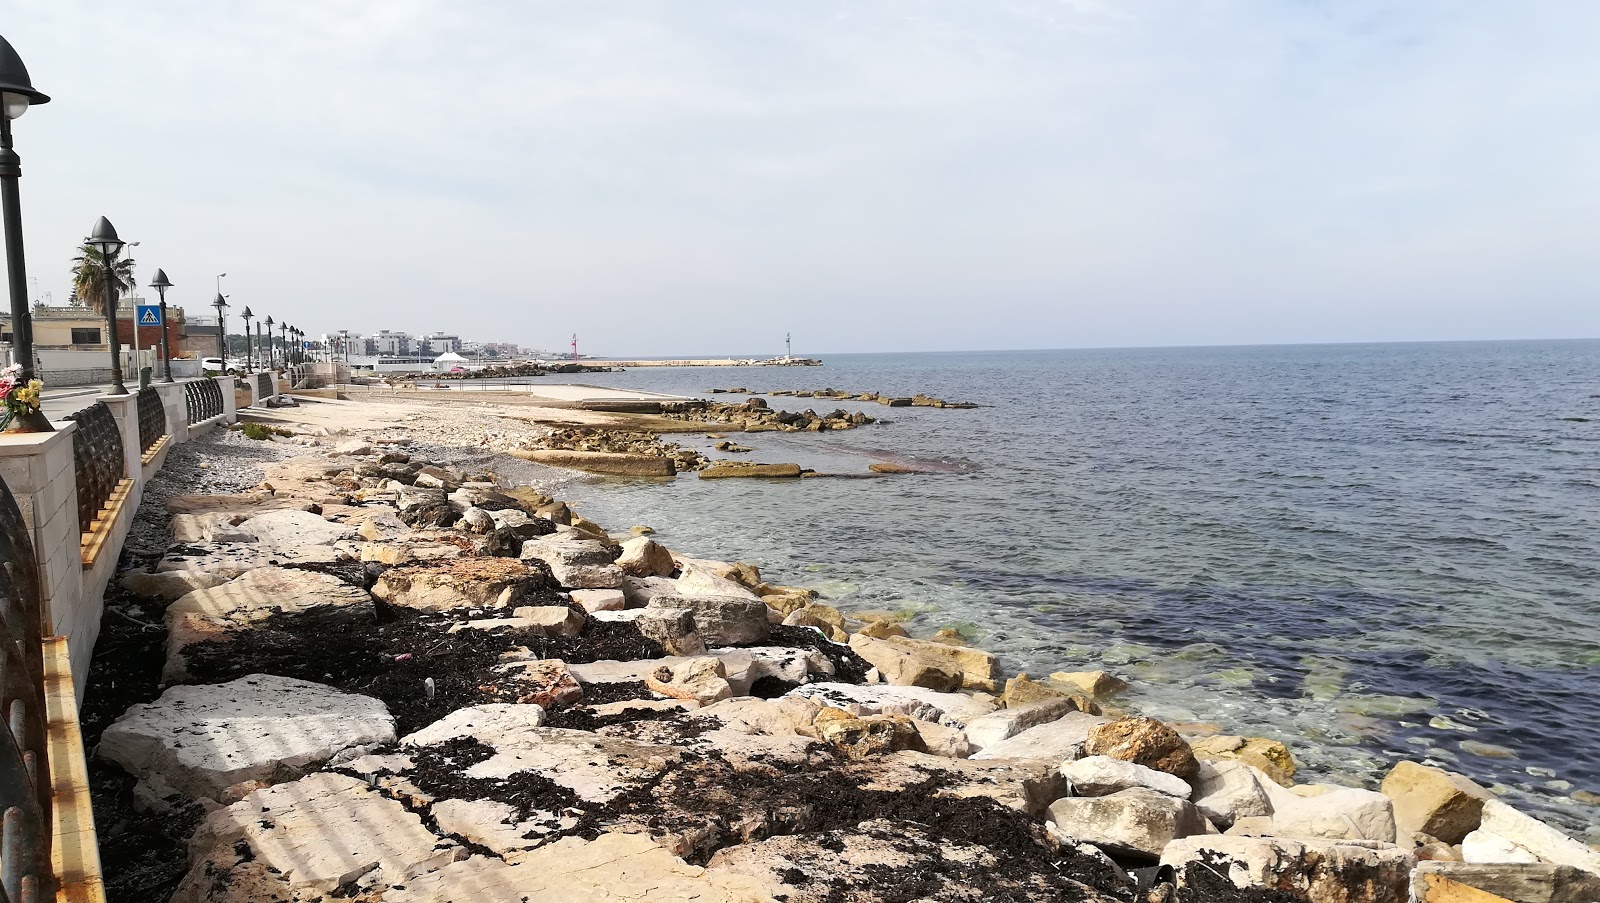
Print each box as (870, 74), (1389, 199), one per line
(86, 216), (129, 394)
(279, 320), (287, 366)
(212, 293), (228, 364)
(150, 268), (174, 382)
(0, 35), (50, 426)
(240, 306), (253, 370)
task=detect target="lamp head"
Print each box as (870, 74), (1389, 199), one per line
(149, 268), (172, 291)
(86, 216), (123, 257)
(0, 36), (50, 120)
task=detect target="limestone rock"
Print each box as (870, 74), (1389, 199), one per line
(884, 635), (1000, 691)
(357, 507), (409, 540)
(1190, 734), (1297, 786)
(713, 646), (834, 695)
(569, 588), (626, 612)
(1410, 861), (1600, 903)
(371, 558), (553, 610)
(635, 607), (707, 656)
(616, 536), (676, 577)
(169, 511), (250, 543)
(489, 659), (584, 708)
(846, 634), (960, 691)
(855, 618), (909, 639)
(1239, 782), (1398, 843)
(334, 439), (374, 455)
(783, 682), (995, 729)
(776, 603), (843, 640)
(1004, 672), (1101, 713)
(698, 461), (803, 479)
(864, 750), (1068, 818)
(120, 569), (228, 600)
(1470, 799), (1600, 873)
(1048, 787), (1214, 859)
(910, 719), (972, 758)
(178, 773), (458, 897)
(447, 606), (585, 637)
(967, 699), (1092, 751)
(510, 448), (676, 476)
(164, 567), (374, 682)
(1063, 755), (1194, 799)
(1191, 758), (1273, 829)
(228, 508), (357, 549)
(1380, 760), (1491, 844)
(648, 593), (769, 645)
(645, 657), (734, 706)
(385, 833), (773, 903)
(99, 675), (395, 801)
(621, 575), (679, 607)
(674, 562), (761, 600)
(1163, 835), (1414, 903)
(156, 541), (342, 580)
(1049, 669), (1129, 698)
(814, 708), (920, 759)
(1085, 716), (1200, 781)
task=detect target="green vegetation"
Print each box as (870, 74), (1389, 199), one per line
(234, 422), (293, 441)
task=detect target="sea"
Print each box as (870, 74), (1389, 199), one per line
(522, 341), (1600, 837)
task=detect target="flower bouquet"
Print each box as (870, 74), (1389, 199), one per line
(0, 364), (45, 432)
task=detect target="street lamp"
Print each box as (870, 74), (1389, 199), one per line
(0, 35), (49, 417)
(339, 329), (349, 364)
(263, 315), (274, 369)
(150, 268), (174, 382)
(211, 292), (228, 364)
(240, 306), (253, 370)
(278, 319), (287, 366)
(86, 216), (129, 394)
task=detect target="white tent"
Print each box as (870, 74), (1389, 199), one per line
(433, 351), (467, 364)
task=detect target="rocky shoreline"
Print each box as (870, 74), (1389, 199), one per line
(79, 408), (1600, 903)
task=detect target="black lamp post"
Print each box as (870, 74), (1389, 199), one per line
(264, 315), (274, 369)
(278, 320), (288, 365)
(240, 306), (253, 370)
(86, 216), (129, 394)
(0, 36), (49, 410)
(150, 268), (174, 382)
(211, 292), (228, 364)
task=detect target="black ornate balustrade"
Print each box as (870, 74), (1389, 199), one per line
(136, 387), (166, 453)
(62, 402), (125, 535)
(0, 474), (54, 903)
(184, 378), (223, 426)
(255, 372), (272, 401)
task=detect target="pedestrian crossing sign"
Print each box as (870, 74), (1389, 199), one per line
(136, 305), (162, 326)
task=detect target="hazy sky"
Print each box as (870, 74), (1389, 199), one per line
(4, 2), (1598, 356)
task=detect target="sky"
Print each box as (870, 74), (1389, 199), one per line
(3, 1), (1598, 356)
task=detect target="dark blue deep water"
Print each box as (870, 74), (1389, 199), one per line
(537, 341), (1600, 837)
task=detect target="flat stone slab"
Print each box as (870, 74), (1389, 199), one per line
(372, 558), (553, 610)
(970, 708), (1109, 758)
(155, 542), (343, 580)
(119, 569), (229, 600)
(99, 674), (395, 800)
(163, 567), (375, 682)
(785, 682), (998, 728)
(179, 772), (460, 897)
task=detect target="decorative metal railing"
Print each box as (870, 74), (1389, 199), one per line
(136, 387), (166, 453)
(255, 372), (272, 402)
(63, 403), (125, 535)
(0, 473), (54, 903)
(184, 378), (222, 426)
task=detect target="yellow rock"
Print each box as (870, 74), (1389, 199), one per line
(783, 605), (847, 642)
(760, 593), (811, 619)
(885, 636), (999, 692)
(856, 619), (908, 640)
(1189, 735), (1297, 786)
(1048, 670), (1129, 699)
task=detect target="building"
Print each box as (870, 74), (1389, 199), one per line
(372, 330), (413, 357)
(418, 332), (462, 355)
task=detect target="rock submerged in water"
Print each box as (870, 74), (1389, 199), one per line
(698, 461), (805, 479)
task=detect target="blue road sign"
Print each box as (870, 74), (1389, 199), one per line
(136, 304), (163, 326)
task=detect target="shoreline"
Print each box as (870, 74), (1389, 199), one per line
(79, 393), (1600, 902)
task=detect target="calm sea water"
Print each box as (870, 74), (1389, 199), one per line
(533, 342), (1600, 836)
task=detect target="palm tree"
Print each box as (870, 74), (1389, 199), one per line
(70, 243), (136, 315)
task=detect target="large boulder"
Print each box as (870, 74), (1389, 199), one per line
(1085, 716), (1199, 781)
(1049, 670), (1128, 698)
(1047, 787), (1214, 859)
(1380, 761), (1491, 845)
(674, 562), (761, 600)
(1062, 755), (1193, 799)
(509, 449), (676, 477)
(647, 593), (769, 645)
(1190, 759), (1273, 828)
(846, 634), (960, 691)
(645, 657), (734, 706)
(634, 607), (708, 655)
(232, 508), (357, 549)
(1163, 835), (1414, 903)
(1460, 800), (1600, 874)
(967, 701), (1098, 752)
(120, 569), (229, 600)
(784, 682), (998, 728)
(155, 541), (342, 580)
(883, 635), (999, 691)
(1410, 861), (1600, 903)
(371, 558), (554, 610)
(1234, 782), (1398, 844)
(616, 536), (676, 577)
(519, 535), (624, 589)
(174, 773), (461, 900)
(1190, 733), (1297, 786)
(100, 676), (394, 800)
(163, 567), (374, 681)
(698, 461), (803, 479)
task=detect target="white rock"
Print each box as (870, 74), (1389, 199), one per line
(621, 575), (678, 607)
(714, 646), (833, 695)
(1162, 835), (1414, 903)
(334, 439), (375, 455)
(400, 703), (547, 745)
(1048, 787), (1214, 858)
(969, 707), (1107, 756)
(1063, 755), (1194, 799)
(120, 569), (229, 600)
(98, 675), (395, 800)
(674, 562), (760, 600)
(784, 682), (999, 728)
(233, 508), (357, 549)
(1191, 759), (1273, 829)
(1475, 799), (1600, 873)
(1241, 782), (1398, 844)
(569, 588), (626, 612)
(1461, 829), (1543, 865)
(187, 772), (457, 893)
(616, 536), (676, 578)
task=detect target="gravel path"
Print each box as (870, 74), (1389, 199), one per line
(124, 428), (303, 558)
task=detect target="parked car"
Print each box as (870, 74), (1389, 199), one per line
(200, 357), (239, 374)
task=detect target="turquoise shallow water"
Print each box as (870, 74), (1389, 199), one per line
(527, 341), (1600, 837)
